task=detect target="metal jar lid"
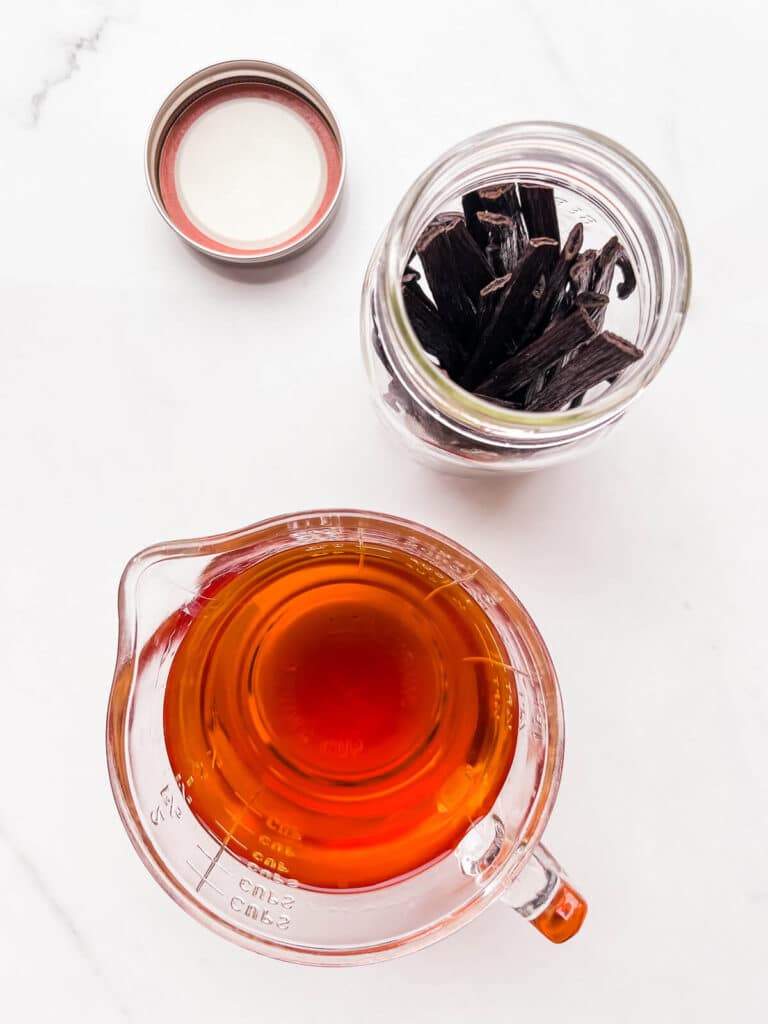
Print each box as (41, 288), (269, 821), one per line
(145, 60), (345, 264)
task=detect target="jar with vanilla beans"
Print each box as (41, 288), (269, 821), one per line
(361, 122), (691, 472)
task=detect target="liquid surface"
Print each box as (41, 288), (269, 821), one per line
(163, 542), (517, 890)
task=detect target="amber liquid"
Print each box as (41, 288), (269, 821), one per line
(163, 541), (517, 890)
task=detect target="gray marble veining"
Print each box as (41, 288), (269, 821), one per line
(29, 17), (112, 126)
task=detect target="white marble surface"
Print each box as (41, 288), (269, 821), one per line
(1, 1), (766, 1020)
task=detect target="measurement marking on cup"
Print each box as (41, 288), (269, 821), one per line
(174, 773), (193, 805)
(196, 843), (233, 877)
(462, 656), (529, 677)
(184, 843), (228, 895)
(423, 570), (480, 603)
(185, 849), (225, 895)
(233, 786), (265, 811)
(214, 820), (248, 852)
(150, 784), (182, 826)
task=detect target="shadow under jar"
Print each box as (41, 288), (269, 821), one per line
(361, 122), (691, 472)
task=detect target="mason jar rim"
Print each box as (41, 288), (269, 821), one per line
(378, 121), (692, 444)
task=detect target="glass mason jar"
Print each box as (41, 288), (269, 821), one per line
(361, 122), (691, 472)
(106, 511), (585, 965)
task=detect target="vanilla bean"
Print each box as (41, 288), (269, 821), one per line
(531, 274), (547, 300)
(473, 274), (511, 336)
(519, 222), (584, 345)
(591, 236), (622, 295)
(463, 184), (526, 248)
(402, 182), (641, 412)
(575, 290), (610, 326)
(561, 222), (584, 260)
(589, 237), (626, 329)
(461, 238), (559, 389)
(527, 331), (643, 411)
(523, 372), (548, 408)
(476, 211), (527, 276)
(477, 308), (596, 398)
(416, 214), (493, 338)
(402, 269), (467, 377)
(527, 289), (607, 403)
(616, 247), (637, 299)
(519, 184), (560, 244)
(516, 223), (584, 396)
(569, 249), (598, 295)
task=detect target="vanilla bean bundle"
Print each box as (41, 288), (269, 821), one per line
(402, 183), (641, 411)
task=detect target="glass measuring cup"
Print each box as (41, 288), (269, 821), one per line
(106, 511), (586, 964)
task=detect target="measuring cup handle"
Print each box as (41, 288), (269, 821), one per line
(500, 843), (587, 943)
